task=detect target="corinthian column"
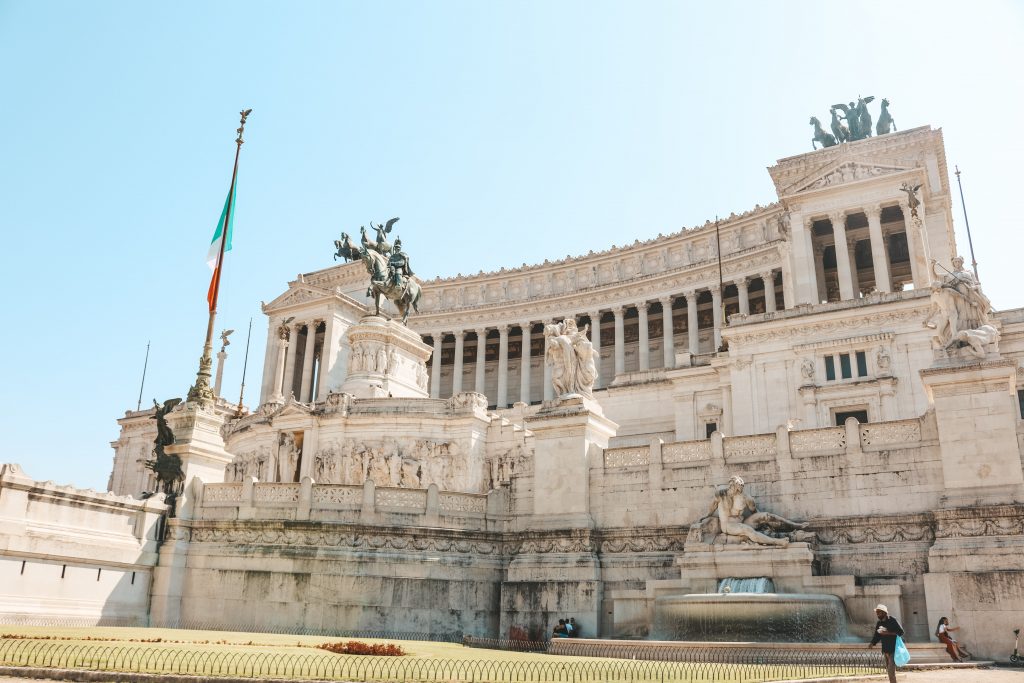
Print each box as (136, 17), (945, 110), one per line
(519, 322), (532, 403)
(452, 330), (465, 394)
(588, 311), (602, 387)
(613, 306), (625, 377)
(711, 286), (723, 351)
(497, 325), (509, 408)
(736, 278), (750, 316)
(299, 322), (319, 402)
(685, 290), (698, 354)
(282, 321), (301, 399)
(760, 271), (777, 312)
(474, 327), (487, 395)
(830, 212), (855, 300)
(637, 302), (650, 371)
(660, 297), (674, 369)
(430, 334), (443, 398)
(270, 328), (289, 402)
(865, 204), (891, 293)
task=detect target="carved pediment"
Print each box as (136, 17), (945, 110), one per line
(263, 285), (330, 312)
(790, 161), (910, 195)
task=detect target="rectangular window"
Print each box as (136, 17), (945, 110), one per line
(835, 409), (869, 425)
(839, 353), (852, 379)
(705, 422), (718, 439)
(824, 356), (836, 381)
(856, 351), (868, 377)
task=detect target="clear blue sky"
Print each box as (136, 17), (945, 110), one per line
(2, 1), (1022, 491)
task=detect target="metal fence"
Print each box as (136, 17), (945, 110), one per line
(0, 638), (883, 682)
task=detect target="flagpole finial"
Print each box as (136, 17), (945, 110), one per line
(236, 109), (253, 145)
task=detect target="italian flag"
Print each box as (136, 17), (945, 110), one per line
(206, 178), (237, 312)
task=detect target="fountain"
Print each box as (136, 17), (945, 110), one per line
(652, 577), (852, 642)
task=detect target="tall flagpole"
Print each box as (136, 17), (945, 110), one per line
(715, 216), (728, 352)
(954, 165), (979, 281)
(136, 340), (150, 411)
(187, 109), (251, 406)
(236, 317), (253, 416)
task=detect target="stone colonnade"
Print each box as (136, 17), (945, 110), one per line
(795, 201), (926, 304)
(268, 319), (332, 403)
(426, 270), (780, 407)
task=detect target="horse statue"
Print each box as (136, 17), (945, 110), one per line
(876, 98), (896, 135)
(829, 107), (850, 144)
(334, 231), (422, 324)
(810, 117), (837, 150)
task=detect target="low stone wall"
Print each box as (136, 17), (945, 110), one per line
(0, 463), (166, 625)
(197, 478), (506, 531)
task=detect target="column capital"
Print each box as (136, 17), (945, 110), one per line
(683, 289), (697, 301)
(658, 296), (673, 307)
(864, 203), (882, 220)
(759, 270), (775, 282)
(587, 310), (601, 321)
(829, 210), (847, 224)
(431, 334), (443, 347)
(612, 306), (625, 317)
(496, 324), (509, 335)
(733, 276), (749, 288)
(474, 327), (487, 337)
(709, 284), (722, 297)
(519, 321), (532, 331)
(312, 318), (324, 327)
(635, 301), (648, 312)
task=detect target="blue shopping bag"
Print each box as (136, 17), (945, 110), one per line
(894, 636), (911, 667)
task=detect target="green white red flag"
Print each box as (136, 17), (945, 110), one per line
(206, 179), (237, 312)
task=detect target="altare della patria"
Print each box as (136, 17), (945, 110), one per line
(2, 97), (1023, 662)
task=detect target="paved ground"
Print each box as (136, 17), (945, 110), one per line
(899, 669), (1024, 682)
(3, 668), (1024, 683)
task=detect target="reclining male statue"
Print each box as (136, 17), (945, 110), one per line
(698, 476), (808, 547)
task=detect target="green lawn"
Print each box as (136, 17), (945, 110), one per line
(0, 625), (879, 682)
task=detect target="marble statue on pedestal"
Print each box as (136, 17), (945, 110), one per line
(692, 476), (810, 548)
(925, 256), (998, 359)
(544, 318), (599, 400)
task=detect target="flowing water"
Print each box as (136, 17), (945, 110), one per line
(652, 577), (851, 642)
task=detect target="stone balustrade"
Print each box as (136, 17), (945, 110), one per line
(198, 478), (502, 531)
(600, 417), (928, 471)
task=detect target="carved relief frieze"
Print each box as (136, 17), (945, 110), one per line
(933, 505), (1024, 539)
(599, 536), (685, 553)
(859, 420), (922, 449)
(312, 437), (470, 491)
(789, 427), (846, 454)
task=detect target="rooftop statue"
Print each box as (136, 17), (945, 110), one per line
(692, 476), (810, 548)
(810, 96), (892, 150)
(544, 318), (598, 400)
(334, 217), (422, 325)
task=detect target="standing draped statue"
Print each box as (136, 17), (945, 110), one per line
(544, 318), (599, 399)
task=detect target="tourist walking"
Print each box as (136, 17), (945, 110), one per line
(868, 604), (905, 683)
(936, 616), (972, 661)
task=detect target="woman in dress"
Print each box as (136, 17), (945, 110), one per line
(935, 616), (971, 662)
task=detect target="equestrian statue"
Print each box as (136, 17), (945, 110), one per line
(334, 217), (422, 325)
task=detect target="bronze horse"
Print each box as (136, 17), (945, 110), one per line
(810, 116), (837, 150)
(876, 98), (896, 135)
(334, 232), (422, 324)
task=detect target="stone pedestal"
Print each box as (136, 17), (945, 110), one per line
(340, 316), (431, 399)
(499, 530), (602, 640)
(523, 396), (618, 530)
(150, 401), (233, 626)
(919, 359), (1024, 506)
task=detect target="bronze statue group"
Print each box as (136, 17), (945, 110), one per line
(810, 96), (896, 149)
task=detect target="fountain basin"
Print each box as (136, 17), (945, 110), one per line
(653, 592), (849, 642)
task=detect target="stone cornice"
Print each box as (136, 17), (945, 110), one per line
(724, 291), (933, 348)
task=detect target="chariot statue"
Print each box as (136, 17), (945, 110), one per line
(334, 217), (422, 324)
